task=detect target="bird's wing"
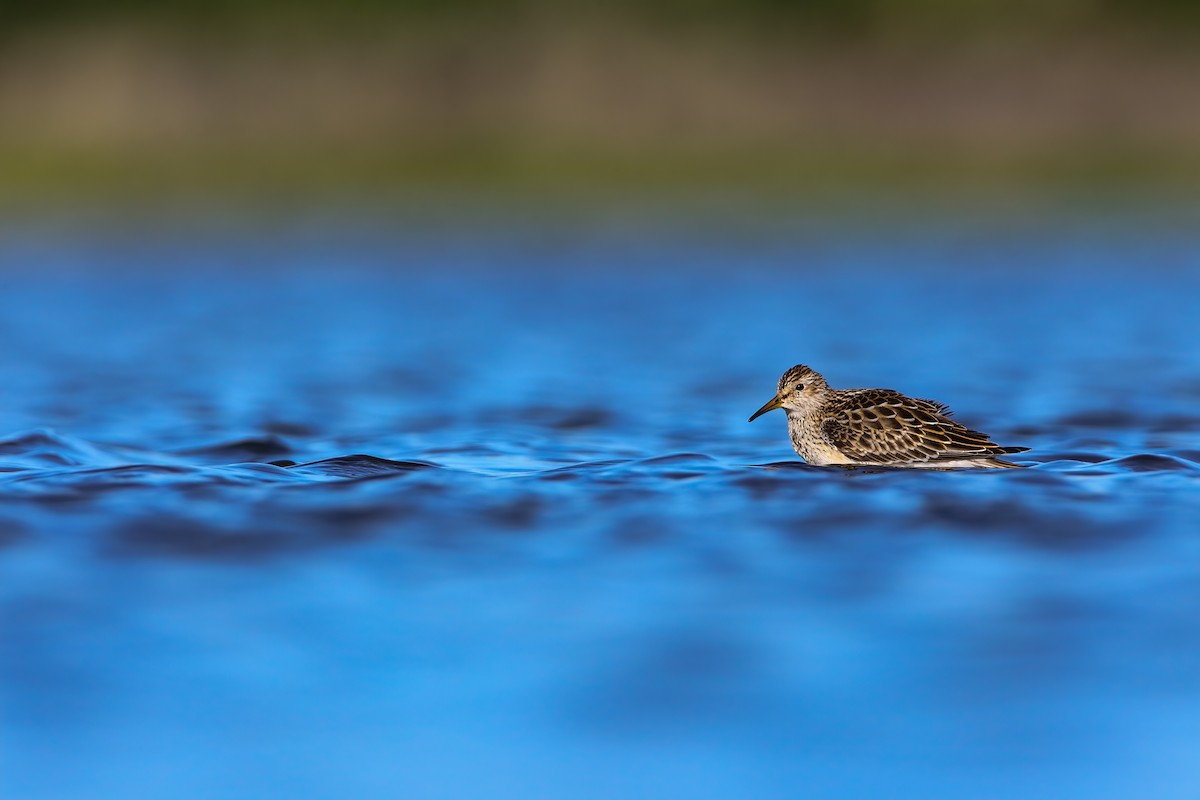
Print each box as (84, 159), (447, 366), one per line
(821, 389), (1022, 464)
(913, 397), (952, 416)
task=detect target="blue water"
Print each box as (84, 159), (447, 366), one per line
(2, 213), (1199, 799)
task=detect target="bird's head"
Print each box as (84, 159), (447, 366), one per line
(748, 364), (829, 422)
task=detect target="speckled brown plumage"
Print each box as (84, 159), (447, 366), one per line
(749, 365), (1028, 469)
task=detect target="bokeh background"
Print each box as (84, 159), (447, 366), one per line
(3, 4), (1200, 800)
(3, 0), (1200, 208)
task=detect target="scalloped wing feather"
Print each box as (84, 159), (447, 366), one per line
(820, 389), (1026, 465)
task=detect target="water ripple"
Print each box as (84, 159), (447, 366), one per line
(4, 227), (1200, 800)
(0, 429), (1195, 562)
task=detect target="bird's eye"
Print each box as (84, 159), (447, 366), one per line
(794, 383), (805, 392)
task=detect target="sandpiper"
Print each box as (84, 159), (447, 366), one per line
(748, 365), (1028, 469)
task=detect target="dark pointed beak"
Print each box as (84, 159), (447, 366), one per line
(748, 394), (784, 422)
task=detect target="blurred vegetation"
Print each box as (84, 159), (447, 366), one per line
(8, 0), (1200, 37)
(3, 0), (1200, 205)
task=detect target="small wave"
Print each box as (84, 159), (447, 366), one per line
(285, 455), (442, 479)
(1102, 453), (1200, 473)
(0, 428), (162, 470)
(534, 459), (632, 480)
(0, 431), (442, 491)
(2, 462), (301, 493)
(1029, 452), (1200, 475)
(636, 453), (718, 466)
(537, 453), (730, 483)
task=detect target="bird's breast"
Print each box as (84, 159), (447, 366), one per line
(786, 412), (854, 466)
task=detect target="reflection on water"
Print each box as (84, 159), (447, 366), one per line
(1, 217), (1199, 799)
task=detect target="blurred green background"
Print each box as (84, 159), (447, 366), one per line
(3, 0), (1200, 207)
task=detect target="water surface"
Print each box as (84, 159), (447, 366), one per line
(2, 214), (1199, 798)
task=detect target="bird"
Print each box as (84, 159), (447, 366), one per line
(748, 364), (1028, 469)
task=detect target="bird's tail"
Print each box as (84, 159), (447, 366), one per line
(983, 458), (1025, 468)
(970, 446), (1031, 468)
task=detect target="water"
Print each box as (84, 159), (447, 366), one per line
(2, 212), (1199, 799)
